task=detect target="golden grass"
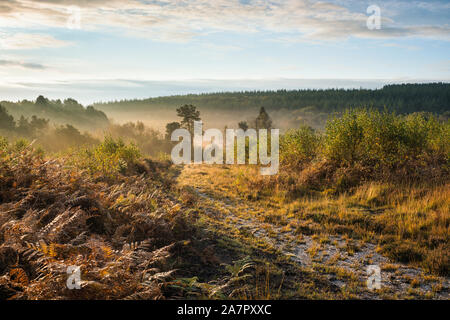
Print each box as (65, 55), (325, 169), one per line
(186, 164), (449, 277)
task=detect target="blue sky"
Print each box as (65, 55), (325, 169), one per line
(0, 0), (449, 104)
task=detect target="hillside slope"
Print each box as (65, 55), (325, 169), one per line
(95, 83), (450, 114)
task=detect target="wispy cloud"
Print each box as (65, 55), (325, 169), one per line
(382, 42), (420, 51)
(0, 0), (448, 95)
(0, 59), (47, 70)
(0, 33), (71, 49)
(0, 0), (449, 43)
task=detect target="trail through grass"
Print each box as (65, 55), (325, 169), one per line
(177, 164), (449, 299)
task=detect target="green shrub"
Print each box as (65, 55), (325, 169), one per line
(0, 136), (8, 151)
(105, 122), (171, 157)
(13, 138), (31, 152)
(324, 109), (365, 165)
(76, 137), (141, 178)
(280, 126), (320, 168)
(324, 109), (449, 171)
(417, 114), (450, 162)
(275, 109), (449, 192)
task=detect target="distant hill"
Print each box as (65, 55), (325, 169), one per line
(94, 83), (450, 115)
(1, 96), (109, 131)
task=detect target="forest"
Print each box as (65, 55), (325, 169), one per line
(95, 83), (450, 114)
(1, 96), (109, 132)
(93, 83), (450, 130)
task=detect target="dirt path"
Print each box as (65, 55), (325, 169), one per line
(177, 165), (449, 299)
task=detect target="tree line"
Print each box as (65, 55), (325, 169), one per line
(94, 83), (450, 116)
(1, 95), (109, 131)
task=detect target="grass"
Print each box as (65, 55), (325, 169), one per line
(178, 163), (449, 299)
(180, 163), (448, 279)
(254, 173), (448, 275)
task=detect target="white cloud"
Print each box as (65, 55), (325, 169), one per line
(0, 33), (71, 49)
(0, 0), (448, 43)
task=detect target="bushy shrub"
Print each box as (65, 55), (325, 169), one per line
(13, 138), (31, 152)
(323, 109), (449, 178)
(75, 137), (141, 178)
(324, 109), (365, 165)
(0, 136), (8, 151)
(272, 109), (449, 195)
(105, 122), (173, 157)
(412, 113), (450, 162)
(280, 126), (321, 168)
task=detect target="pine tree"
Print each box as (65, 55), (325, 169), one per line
(176, 104), (201, 134)
(255, 107), (272, 130)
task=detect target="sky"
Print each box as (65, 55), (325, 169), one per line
(0, 0), (449, 104)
